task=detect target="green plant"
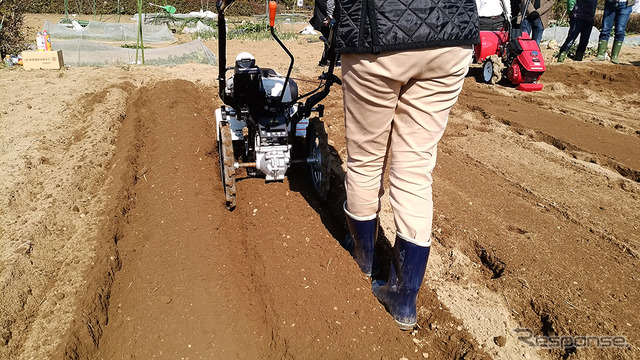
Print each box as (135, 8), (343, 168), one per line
(554, 16), (570, 28)
(552, 0), (569, 25)
(121, 43), (151, 48)
(227, 21), (297, 41)
(191, 29), (216, 40)
(0, 0), (33, 58)
(180, 17), (217, 28)
(236, 21), (269, 33)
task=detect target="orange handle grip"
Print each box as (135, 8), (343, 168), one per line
(269, 1), (277, 27)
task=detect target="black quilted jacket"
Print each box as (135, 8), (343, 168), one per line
(336, 0), (480, 55)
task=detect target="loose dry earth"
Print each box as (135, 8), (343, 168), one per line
(1, 14), (639, 360)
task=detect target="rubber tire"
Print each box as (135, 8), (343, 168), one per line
(482, 60), (494, 83)
(305, 117), (330, 201)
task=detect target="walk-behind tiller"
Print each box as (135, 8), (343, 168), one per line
(473, 0), (546, 91)
(215, 0), (340, 210)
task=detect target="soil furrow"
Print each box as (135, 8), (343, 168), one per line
(4, 22), (640, 358)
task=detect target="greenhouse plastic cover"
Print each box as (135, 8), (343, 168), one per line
(131, 11), (218, 22)
(43, 20), (176, 43)
(52, 39), (216, 67)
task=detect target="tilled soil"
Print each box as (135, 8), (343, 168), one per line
(1, 21), (639, 360)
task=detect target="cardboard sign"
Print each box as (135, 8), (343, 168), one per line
(22, 50), (65, 70)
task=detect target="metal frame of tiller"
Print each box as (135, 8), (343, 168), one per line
(215, 0), (341, 210)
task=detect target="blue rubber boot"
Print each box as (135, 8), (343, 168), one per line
(343, 202), (379, 276)
(372, 233), (430, 330)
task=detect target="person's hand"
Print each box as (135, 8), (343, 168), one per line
(323, 16), (333, 26)
(526, 10), (540, 21)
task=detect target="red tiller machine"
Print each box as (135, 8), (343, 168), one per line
(473, 0), (546, 91)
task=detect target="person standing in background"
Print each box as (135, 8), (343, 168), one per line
(557, 0), (598, 62)
(511, 0), (522, 22)
(594, 0), (636, 63)
(520, 0), (555, 44)
(310, 0), (334, 37)
(310, 0), (337, 66)
(335, 0), (479, 330)
(477, 0), (512, 31)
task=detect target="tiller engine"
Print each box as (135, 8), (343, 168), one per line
(215, 0), (340, 210)
(473, 0), (546, 91)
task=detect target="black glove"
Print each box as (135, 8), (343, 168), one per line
(526, 10), (540, 22)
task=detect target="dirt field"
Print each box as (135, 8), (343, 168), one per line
(1, 14), (639, 360)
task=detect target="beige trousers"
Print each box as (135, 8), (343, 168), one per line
(342, 46), (472, 245)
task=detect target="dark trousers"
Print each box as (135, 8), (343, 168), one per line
(559, 18), (594, 54)
(479, 15), (507, 31)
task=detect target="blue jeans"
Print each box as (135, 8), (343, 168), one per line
(559, 18), (594, 54)
(599, 1), (633, 42)
(521, 17), (544, 44)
